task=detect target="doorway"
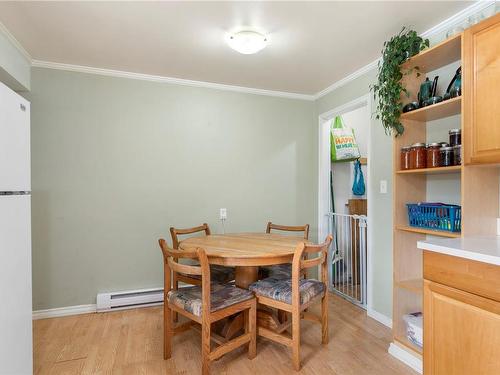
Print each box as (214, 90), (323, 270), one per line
(318, 94), (372, 309)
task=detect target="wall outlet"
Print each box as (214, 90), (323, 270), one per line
(497, 218), (500, 236)
(220, 208), (227, 220)
(380, 180), (388, 194)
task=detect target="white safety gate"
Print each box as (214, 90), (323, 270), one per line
(327, 213), (367, 308)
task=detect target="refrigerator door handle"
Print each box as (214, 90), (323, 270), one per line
(0, 191), (31, 195)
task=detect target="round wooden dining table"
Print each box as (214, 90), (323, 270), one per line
(178, 232), (308, 288)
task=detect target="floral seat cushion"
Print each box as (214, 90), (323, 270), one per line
(249, 277), (325, 305)
(260, 264), (292, 279)
(180, 265), (235, 283)
(167, 283), (254, 317)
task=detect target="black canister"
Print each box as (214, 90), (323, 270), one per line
(449, 129), (461, 147)
(440, 146), (454, 167)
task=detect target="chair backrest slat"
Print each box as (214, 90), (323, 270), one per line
(167, 258), (203, 276)
(266, 222), (310, 240)
(170, 223), (211, 249)
(300, 255), (325, 270)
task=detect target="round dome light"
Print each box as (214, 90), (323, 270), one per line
(226, 30), (268, 55)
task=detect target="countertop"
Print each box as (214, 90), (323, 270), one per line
(417, 236), (500, 266)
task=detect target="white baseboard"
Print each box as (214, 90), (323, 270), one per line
(388, 342), (423, 374)
(367, 308), (393, 328)
(32, 304), (97, 320)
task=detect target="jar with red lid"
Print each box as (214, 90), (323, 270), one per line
(411, 143), (427, 169)
(426, 143), (441, 168)
(401, 146), (411, 170)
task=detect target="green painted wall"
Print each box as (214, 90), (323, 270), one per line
(0, 29), (30, 91)
(28, 67), (316, 310)
(315, 69), (395, 319)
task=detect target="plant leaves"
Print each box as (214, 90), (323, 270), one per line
(370, 27), (429, 136)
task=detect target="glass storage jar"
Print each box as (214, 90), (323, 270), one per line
(401, 146), (411, 170)
(449, 129), (461, 147)
(453, 145), (462, 165)
(426, 143), (441, 168)
(411, 143), (427, 169)
(440, 146), (454, 167)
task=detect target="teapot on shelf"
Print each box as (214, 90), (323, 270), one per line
(418, 76), (442, 107)
(444, 67), (462, 100)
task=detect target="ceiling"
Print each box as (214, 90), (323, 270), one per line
(0, 1), (472, 95)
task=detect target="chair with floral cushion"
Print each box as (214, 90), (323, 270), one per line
(261, 222), (310, 279)
(159, 239), (256, 375)
(249, 234), (332, 371)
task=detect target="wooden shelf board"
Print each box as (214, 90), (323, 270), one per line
(401, 33), (462, 72)
(396, 165), (462, 175)
(396, 279), (423, 294)
(394, 335), (423, 355)
(400, 96), (461, 122)
(396, 225), (461, 238)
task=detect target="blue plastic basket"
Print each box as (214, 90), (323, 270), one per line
(406, 203), (461, 233)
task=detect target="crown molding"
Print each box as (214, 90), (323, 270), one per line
(314, 59), (379, 100)
(0, 21), (32, 63)
(31, 60), (315, 101)
(420, 0), (495, 38)
(313, 0), (496, 100)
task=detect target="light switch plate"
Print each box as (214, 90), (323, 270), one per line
(220, 208), (227, 220)
(380, 180), (388, 194)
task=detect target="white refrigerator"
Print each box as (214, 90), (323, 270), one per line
(0, 81), (32, 374)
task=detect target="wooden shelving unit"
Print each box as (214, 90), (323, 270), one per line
(396, 225), (461, 238)
(400, 96), (461, 122)
(391, 15), (500, 368)
(392, 33), (463, 359)
(396, 165), (461, 175)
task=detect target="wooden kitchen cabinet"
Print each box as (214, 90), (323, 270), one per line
(463, 13), (500, 164)
(424, 280), (500, 375)
(423, 251), (500, 375)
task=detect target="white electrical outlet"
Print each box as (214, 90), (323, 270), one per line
(380, 180), (388, 194)
(220, 208), (227, 220)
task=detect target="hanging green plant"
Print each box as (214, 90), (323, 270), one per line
(371, 27), (429, 136)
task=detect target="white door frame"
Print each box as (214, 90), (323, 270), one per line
(318, 93), (374, 311)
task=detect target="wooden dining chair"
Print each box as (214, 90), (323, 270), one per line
(159, 239), (257, 375)
(170, 224), (235, 322)
(262, 222), (310, 279)
(248, 235), (333, 371)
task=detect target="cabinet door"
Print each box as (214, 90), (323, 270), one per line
(463, 13), (500, 164)
(424, 280), (500, 375)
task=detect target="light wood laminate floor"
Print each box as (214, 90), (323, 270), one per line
(34, 293), (416, 374)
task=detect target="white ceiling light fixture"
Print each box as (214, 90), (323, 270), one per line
(226, 30), (268, 55)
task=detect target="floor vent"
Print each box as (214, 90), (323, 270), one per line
(96, 287), (164, 312)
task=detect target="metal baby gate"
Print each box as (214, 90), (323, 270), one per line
(327, 213), (367, 308)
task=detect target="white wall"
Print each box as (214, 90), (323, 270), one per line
(331, 105), (368, 214)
